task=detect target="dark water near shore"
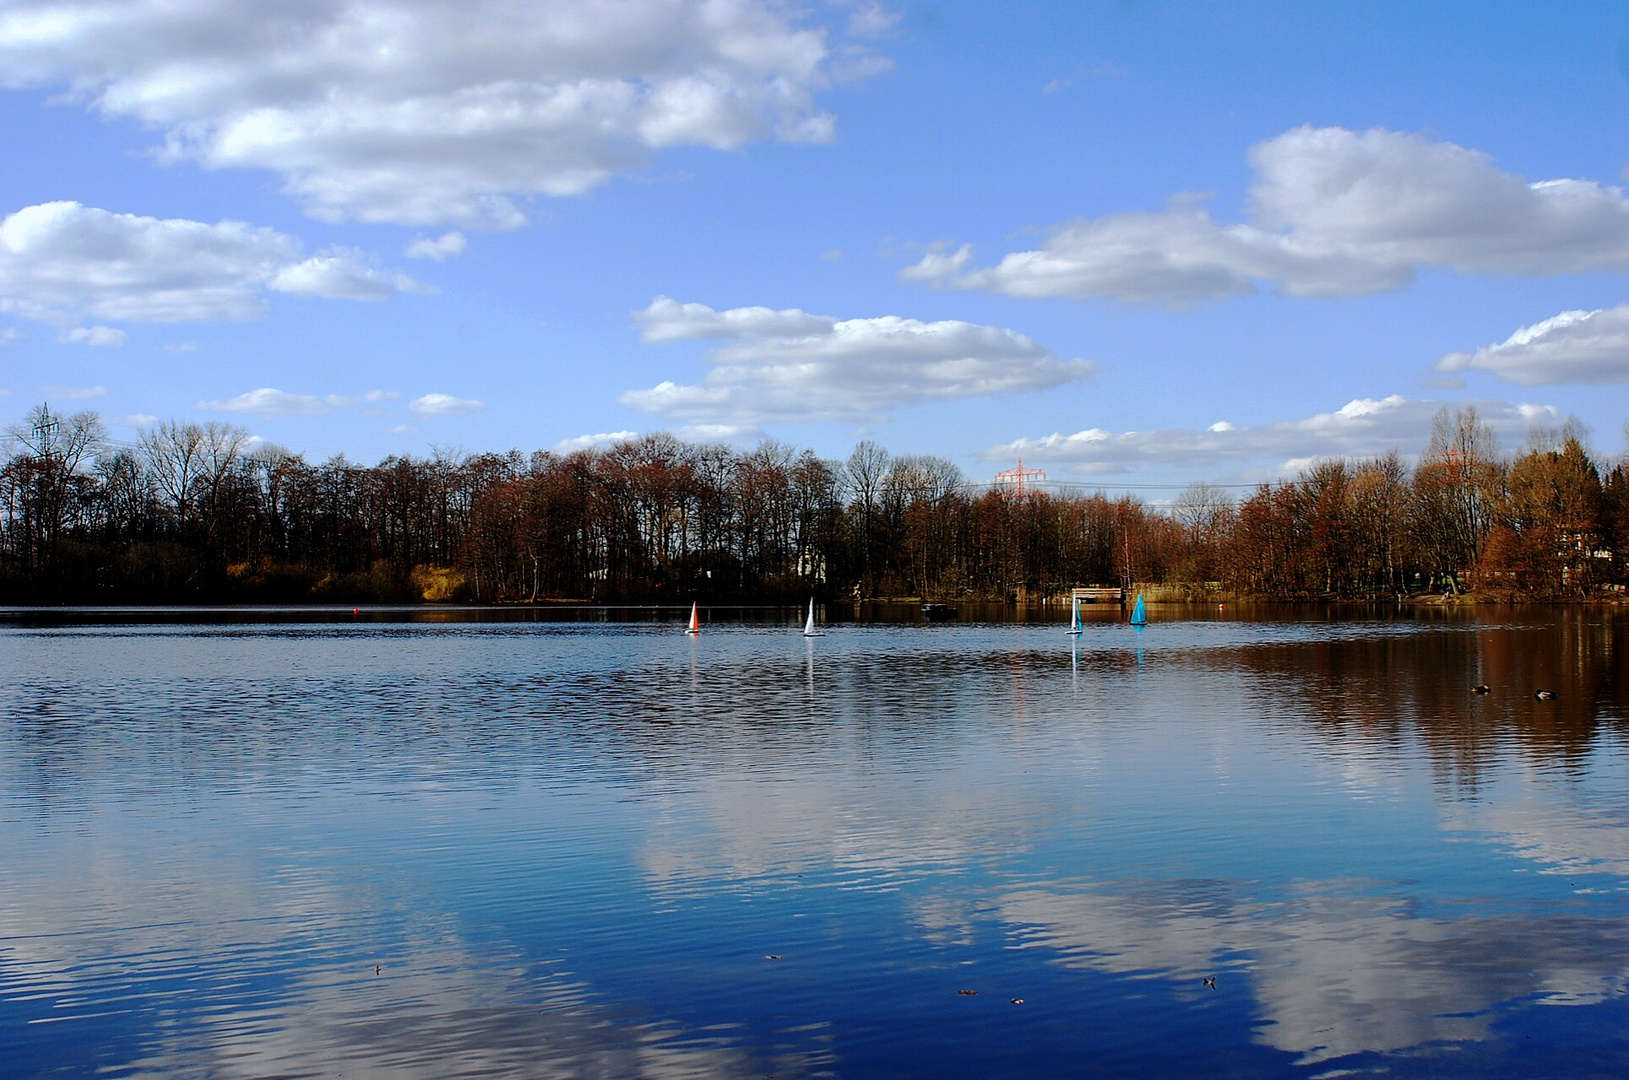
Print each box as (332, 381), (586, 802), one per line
(3, 605), (1629, 1078)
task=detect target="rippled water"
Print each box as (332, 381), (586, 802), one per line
(4, 605), (1629, 1078)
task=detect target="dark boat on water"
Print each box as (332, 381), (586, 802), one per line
(921, 603), (957, 620)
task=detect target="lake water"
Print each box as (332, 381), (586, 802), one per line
(3, 605), (1629, 1078)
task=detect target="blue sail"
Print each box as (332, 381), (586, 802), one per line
(1129, 594), (1147, 625)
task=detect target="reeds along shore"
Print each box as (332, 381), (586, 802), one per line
(3, 404), (1627, 604)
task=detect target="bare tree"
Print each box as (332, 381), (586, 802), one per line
(138, 420), (250, 537)
(1172, 481), (1235, 583)
(2, 404), (106, 576)
(1173, 482), (1233, 537)
(1413, 406), (1502, 592)
(845, 440), (890, 593)
(139, 420), (206, 531)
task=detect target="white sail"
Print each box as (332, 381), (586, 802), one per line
(803, 598), (824, 636)
(1067, 593), (1083, 635)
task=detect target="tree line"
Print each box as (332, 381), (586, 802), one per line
(3, 403), (1627, 604)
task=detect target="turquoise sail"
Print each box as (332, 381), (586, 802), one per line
(1129, 593), (1147, 625)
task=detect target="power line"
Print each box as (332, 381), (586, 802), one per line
(965, 478), (1271, 492)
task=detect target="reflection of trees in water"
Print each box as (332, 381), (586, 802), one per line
(1195, 611), (1629, 790)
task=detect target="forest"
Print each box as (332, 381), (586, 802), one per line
(3, 402), (1627, 605)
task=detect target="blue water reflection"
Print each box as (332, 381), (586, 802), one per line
(3, 609), (1629, 1077)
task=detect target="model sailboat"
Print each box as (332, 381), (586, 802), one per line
(802, 598), (825, 637)
(1129, 594), (1147, 626)
(1066, 593), (1083, 635)
(686, 601), (700, 635)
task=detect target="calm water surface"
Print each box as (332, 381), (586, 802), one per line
(3, 606), (1629, 1078)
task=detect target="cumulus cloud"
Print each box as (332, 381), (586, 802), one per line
(0, 201), (419, 325)
(991, 395), (1557, 476)
(553, 430), (640, 454)
(635, 295), (833, 343)
(202, 387), (392, 416)
(910, 126), (1629, 303)
(675, 422), (762, 442)
(897, 242), (971, 282)
(622, 295), (1091, 425)
(40, 383), (105, 399)
(1438, 304), (1629, 386)
(202, 388), (328, 416)
(404, 231), (468, 261)
(409, 392), (486, 415)
(58, 325), (125, 346)
(847, 2), (901, 36)
(269, 249), (425, 300)
(0, 0), (873, 228)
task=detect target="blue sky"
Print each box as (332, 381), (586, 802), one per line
(1, 0), (1627, 491)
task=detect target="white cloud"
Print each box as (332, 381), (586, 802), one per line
(164, 341), (196, 353)
(635, 295), (832, 342)
(1438, 304), (1629, 386)
(553, 430), (640, 453)
(990, 395), (1556, 476)
(58, 325), (125, 346)
(897, 242), (971, 282)
(0, 201), (420, 325)
(623, 295), (1091, 425)
(911, 126), (1629, 303)
(125, 412), (157, 425)
(40, 383), (105, 398)
(323, 389), (393, 408)
(202, 387), (328, 416)
(405, 231), (468, 261)
(201, 387), (395, 416)
(409, 392), (486, 415)
(0, 0), (873, 227)
(675, 422), (761, 442)
(847, 3), (901, 36)
(269, 249), (424, 301)
(0, 327), (19, 345)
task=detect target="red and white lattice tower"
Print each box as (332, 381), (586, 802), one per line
(993, 457), (1046, 499)
(1440, 446), (1475, 486)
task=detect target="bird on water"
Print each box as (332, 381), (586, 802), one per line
(1472, 684), (1490, 695)
(1535, 689), (1557, 701)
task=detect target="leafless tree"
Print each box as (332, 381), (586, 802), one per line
(1, 404), (106, 576)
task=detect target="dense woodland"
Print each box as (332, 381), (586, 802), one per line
(3, 402), (1628, 604)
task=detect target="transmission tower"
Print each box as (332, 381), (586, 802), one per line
(31, 405), (60, 459)
(993, 457), (1045, 499)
